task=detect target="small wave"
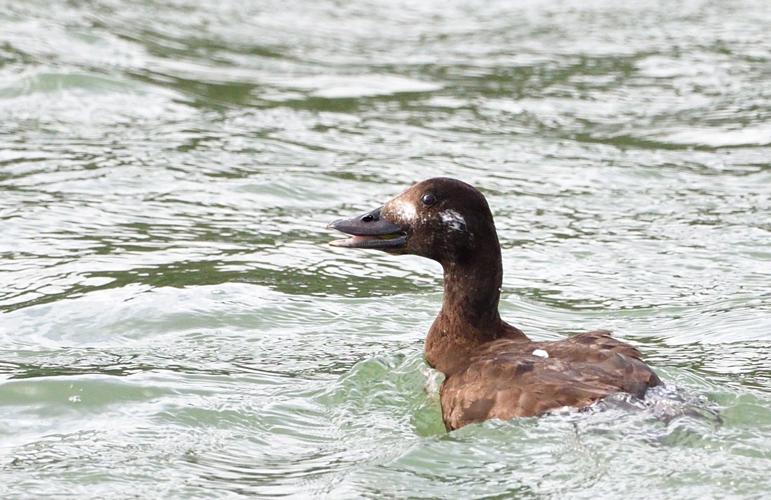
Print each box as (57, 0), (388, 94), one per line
(273, 74), (441, 99)
(591, 383), (722, 425)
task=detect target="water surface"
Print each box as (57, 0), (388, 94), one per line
(1, 0), (770, 497)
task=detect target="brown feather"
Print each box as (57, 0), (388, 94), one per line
(440, 332), (661, 430)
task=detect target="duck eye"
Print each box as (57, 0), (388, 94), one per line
(421, 193), (437, 206)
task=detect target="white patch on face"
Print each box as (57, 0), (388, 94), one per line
(392, 199), (417, 222)
(440, 209), (466, 232)
(532, 349), (549, 358)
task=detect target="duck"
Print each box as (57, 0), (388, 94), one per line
(328, 177), (661, 430)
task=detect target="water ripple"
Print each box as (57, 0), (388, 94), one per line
(1, 0), (770, 497)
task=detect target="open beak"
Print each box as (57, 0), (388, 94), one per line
(328, 206), (407, 250)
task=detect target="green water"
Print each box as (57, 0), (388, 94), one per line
(1, 0), (770, 497)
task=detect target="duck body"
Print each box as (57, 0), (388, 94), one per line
(329, 177), (661, 430)
(437, 331), (660, 430)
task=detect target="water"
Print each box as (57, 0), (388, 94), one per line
(1, 0), (770, 497)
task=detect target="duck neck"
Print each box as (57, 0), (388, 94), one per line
(425, 245), (528, 375)
(442, 256), (503, 329)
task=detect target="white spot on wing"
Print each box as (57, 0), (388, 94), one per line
(532, 349), (549, 358)
(440, 209), (466, 232)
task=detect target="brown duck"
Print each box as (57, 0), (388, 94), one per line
(329, 178), (661, 430)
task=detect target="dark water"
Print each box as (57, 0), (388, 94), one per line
(1, 0), (770, 497)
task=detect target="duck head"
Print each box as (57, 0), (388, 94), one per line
(329, 177), (499, 265)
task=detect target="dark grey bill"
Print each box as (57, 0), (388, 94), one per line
(328, 207), (407, 249)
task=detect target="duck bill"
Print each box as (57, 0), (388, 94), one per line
(328, 207), (407, 250)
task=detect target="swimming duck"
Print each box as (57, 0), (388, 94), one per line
(329, 177), (661, 430)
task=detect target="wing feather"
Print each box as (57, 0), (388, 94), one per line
(440, 331), (660, 430)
